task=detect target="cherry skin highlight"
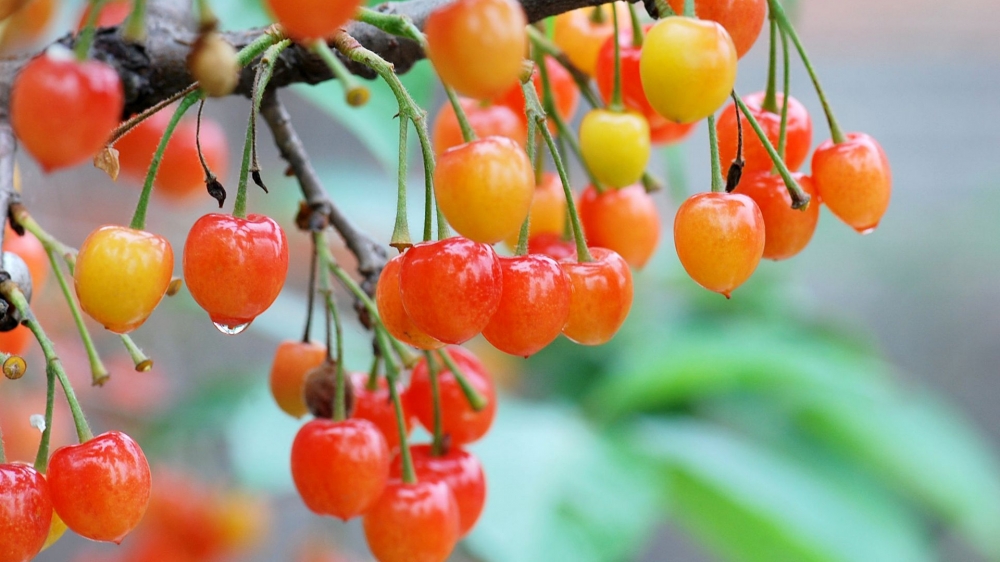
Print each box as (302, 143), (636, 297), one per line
(47, 431), (152, 544)
(376, 255), (444, 351)
(363, 479), (461, 562)
(528, 233), (577, 261)
(398, 238), (502, 345)
(732, 172), (820, 260)
(674, 192), (765, 297)
(667, 0), (767, 58)
(579, 184), (661, 268)
(391, 445), (487, 537)
(406, 347), (497, 446)
(290, 418), (390, 520)
(811, 132), (892, 234)
(559, 247), (634, 345)
(350, 372), (413, 452)
(0, 463), (52, 562)
(432, 98), (526, 156)
(269, 340), (327, 418)
(716, 91), (813, 174)
(482, 254), (572, 357)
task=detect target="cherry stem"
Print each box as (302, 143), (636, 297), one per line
(130, 93), (200, 230)
(652, 0), (676, 18)
(515, 108), (539, 257)
(367, 353), (381, 391)
(540, 76), (604, 194)
(75, 0), (109, 60)
(708, 115), (724, 193)
(627, 2), (645, 47)
(44, 246), (108, 386)
(33, 355), (55, 471)
(526, 27), (602, 109)
(302, 233), (319, 344)
(356, 8), (427, 47)
(109, 84), (200, 145)
(426, 351), (446, 456)
(733, 90), (810, 209)
(683, 0), (695, 17)
(0, 423), (5, 464)
(312, 41), (370, 107)
(776, 26), (791, 161)
(589, 4), (606, 24)
(444, 85), (476, 144)
(123, 0), (147, 42)
(193, 0), (215, 27)
(120, 334), (152, 372)
(232, 115), (254, 219)
(762, 15), (779, 113)
(767, 0), (845, 144)
(195, 100), (221, 190)
(1, 282), (93, 443)
(377, 327), (416, 484)
(391, 117), (412, 250)
(436, 349), (487, 411)
(609, 7), (624, 111)
(326, 290), (347, 422)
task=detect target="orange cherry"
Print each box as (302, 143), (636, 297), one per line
(559, 248), (633, 345)
(376, 255), (444, 351)
(732, 172), (820, 260)
(811, 132), (891, 234)
(269, 340), (327, 418)
(667, 0), (767, 58)
(578, 184), (661, 268)
(432, 98), (526, 156)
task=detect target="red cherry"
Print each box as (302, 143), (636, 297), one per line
(494, 56), (580, 129)
(363, 479), (460, 562)
(10, 48), (124, 171)
(559, 247), (633, 345)
(595, 25), (659, 122)
(398, 238), (502, 345)
(431, 97), (526, 156)
(732, 172), (820, 260)
(716, 92), (813, 174)
(265, 0), (364, 40)
(649, 117), (698, 146)
(527, 233), (576, 261)
(579, 184), (661, 268)
(674, 192), (765, 296)
(269, 340), (327, 418)
(4, 225), (48, 294)
(350, 372), (412, 452)
(0, 463), (52, 562)
(0, 324), (31, 355)
(811, 132), (891, 234)
(376, 255), (443, 351)
(77, 0), (131, 29)
(482, 255), (572, 357)
(667, 0), (767, 58)
(291, 418), (390, 520)
(503, 172), (567, 249)
(183, 213), (289, 332)
(47, 431), (151, 544)
(390, 445), (486, 537)
(406, 347), (497, 446)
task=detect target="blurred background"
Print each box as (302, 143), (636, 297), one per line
(2, 0), (1000, 560)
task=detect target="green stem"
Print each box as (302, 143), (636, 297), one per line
(444, 85), (476, 143)
(435, 199), (450, 241)
(232, 117), (254, 219)
(653, 0), (677, 18)
(130, 93), (200, 230)
(0, 422), (5, 463)
(767, 0), (845, 143)
(733, 90), (810, 208)
(526, 27), (602, 109)
(376, 327), (416, 484)
(707, 115), (725, 192)
(609, 7), (624, 111)
(776, 27), (791, 161)
(355, 7), (426, 47)
(120, 334), (152, 372)
(683, 0), (695, 17)
(246, 39), (292, 194)
(367, 353), (381, 391)
(391, 117), (412, 249)
(193, 0), (214, 25)
(325, 290), (346, 422)
(426, 351), (445, 456)
(312, 41), (370, 107)
(122, 0), (146, 42)
(762, 16), (779, 113)
(236, 31), (283, 67)
(436, 349), (487, 411)
(515, 114), (538, 256)
(627, 2), (645, 47)
(75, 0), (108, 60)
(45, 247), (108, 386)
(32, 363), (55, 471)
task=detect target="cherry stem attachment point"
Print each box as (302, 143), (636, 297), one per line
(436, 349), (487, 412)
(733, 90), (810, 208)
(627, 2), (645, 48)
(311, 41), (370, 107)
(120, 334), (152, 372)
(75, 0), (109, 60)
(652, 0), (677, 18)
(123, 0), (147, 42)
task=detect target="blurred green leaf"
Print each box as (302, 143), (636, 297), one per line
(213, 0), (271, 30)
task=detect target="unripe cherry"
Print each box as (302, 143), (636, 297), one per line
(579, 109), (651, 189)
(188, 30), (240, 98)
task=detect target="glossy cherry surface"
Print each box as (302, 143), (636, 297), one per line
(47, 431), (151, 544)
(716, 91), (813, 174)
(265, 0), (363, 40)
(811, 132), (891, 234)
(667, 0), (767, 58)
(559, 247), (633, 345)
(77, 0), (131, 29)
(579, 109), (651, 189)
(377, 255), (443, 350)
(74, 225), (174, 334)
(269, 340), (327, 418)
(482, 255), (572, 357)
(391, 445), (486, 537)
(579, 184), (661, 268)
(183, 213), (289, 332)
(733, 172), (820, 260)
(291, 418), (390, 520)
(350, 372), (412, 452)
(432, 98), (527, 155)
(674, 192), (765, 297)
(406, 347), (497, 446)
(398, 238), (502, 345)
(363, 479), (460, 562)
(0, 463), (52, 562)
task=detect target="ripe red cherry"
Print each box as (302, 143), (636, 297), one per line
(291, 418), (390, 520)
(269, 340), (327, 418)
(435, 136), (535, 244)
(559, 247), (633, 345)
(667, 0), (767, 58)
(432, 98), (526, 156)
(398, 238), (502, 345)
(649, 118), (697, 146)
(11, 48), (124, 171)
(0, 463), (52, 562)
(732, 172), (820, 260)
(350, 372), (412, 452)
(4, 225), (49, 293)
(377, 255), (443, 351)
(77, 0), (131, 29)
(482, 255), (572, 357)
(494, 56), (580, 128)
(811, 132), (891, 234)
(0, 324), (31, 356)
(183, 213), (289, 333)
(716, 92), (813, 174)
(579, 184), (661, 268)
(595, 25), (658, 121)
(425, 0), (527, 100)
(528, 233), (576, 261)
(265, 0), (364, 40)
(390, 445), (486, 537)
(406, 347), (497, 446)
(363, 479), (460, 562)
(674, 192), (765, 297)
(47, 431), (151, 544)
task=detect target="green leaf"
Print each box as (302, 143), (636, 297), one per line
(212, 0), (272, 30)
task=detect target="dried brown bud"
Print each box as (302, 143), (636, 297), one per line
(188, 31), (240, 98)
(94, 146), (121, 181)
(303, 361), (353, 419)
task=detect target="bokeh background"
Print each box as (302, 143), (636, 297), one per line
(2, 0), (999, 560)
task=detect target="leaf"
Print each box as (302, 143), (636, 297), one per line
(213, 0), (272, 30)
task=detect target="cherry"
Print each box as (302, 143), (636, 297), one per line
(595, 25), (658, 122)
(74, 225), (174, 334)
(0, 392), (72, 464)
(425, 0), (527, 100)
(390, 445), (486, 537)
(553, 3), (630, 77)
(42, 512), (66, 552)
(265, 0), (364, 40)
(376, 255), (443, 351)
(811, 132), (891, 234)
(528, 232), (576, 261)
(76, 0), (131, 29)
(431, 97), (526, 156)
(674, 192), (765, 297)
(0, 0), (55, 52)
(363, 479), (460, 562)
(494, 56), (580, 129)
(406, 347), (497, 446)
(398, 238), (502, 345)
(47, 431), (151, 544)
(350, 372), (412, 452)
(4, 225), (48, 293)
(559, 247), (633, 345)
(579, 109), (651, 189)
(716, 92), (813, 174)
(649, 118), (698, 146)
(579, 184), (661, 268)
(269, 340), (327, 418)
(732, 172), (820, 260)
(503, 172), (567, 249)
(290, 418), (390, 520)
(0, 463), (52, 562)
(10, 47), (124, 171)
(482, 254), (572, 357)
(640, 17), (737, 124)
(434, 136), (534, 244)
(666, 0), (767, 58)
(183, 213), (289, 333)
(0, 325), (31, 356)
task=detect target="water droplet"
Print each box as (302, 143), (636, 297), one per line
(213, 321), (251, 335)
(856, 226), (877, 235)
